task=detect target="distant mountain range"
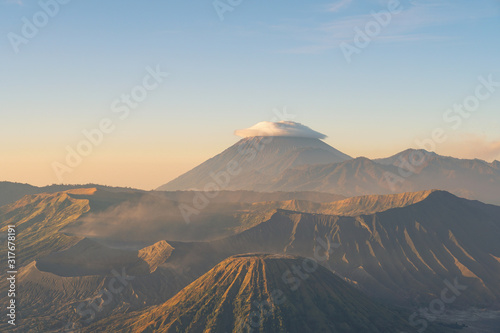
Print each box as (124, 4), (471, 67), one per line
(0, 181), (345, 208)
(0, 181), (142, 207)
(5, 138), (499, 206)
(267, 149), (500, 204)
(157, 136), (352, 191)
(157, 136), (500, 205)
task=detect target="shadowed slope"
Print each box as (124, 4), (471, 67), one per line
(0, 190), (91, 267)
(257, 189), (437, 216)
(268, 149), (500, 205)
(158, 136), (351, 191)
(0, 239), (188, 332)
(315, 189), (436, 215)
(85, 254), (444, 333)
(0, 181), (143, 207)
(0, 188), (149, 267)
(159, 190), (345, 204)
(63, 190), (432, 245)
(162, 191), (500, 307)
(35, 238), (172, 277)
(62, 190), (345, 244)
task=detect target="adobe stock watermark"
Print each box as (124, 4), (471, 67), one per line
(213, 0), (244, 21)
(384, 74), (500, 191)
(8, 0), (72, 54)
(52, 65), (168, 183)
(178, 107), (296, 224)
(340, 0), (404, 63)
(63, 267), (135, 332)
(402, 277), (468, 333)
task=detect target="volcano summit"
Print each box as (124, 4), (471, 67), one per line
(157, 121), (351, 191)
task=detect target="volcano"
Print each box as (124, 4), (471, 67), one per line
(158, 122), (352, 191)
(84, 254), (448, 333)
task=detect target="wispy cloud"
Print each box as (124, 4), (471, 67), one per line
(322, 0), (497, 42)
(3, 0), (23, 5)
(272, 0), (499, 54)
(327, 0), (352, 13)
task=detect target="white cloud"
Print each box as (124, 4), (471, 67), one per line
(271, 0), (499, 54)
(234, 121), (327, 139)
(3, 0), (23, 5)
(328, 0), (352, 13)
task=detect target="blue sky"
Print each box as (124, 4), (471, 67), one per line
(1, 0), (499, 189)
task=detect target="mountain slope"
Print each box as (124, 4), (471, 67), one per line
(0, 239), (190, 332)
(0, 189), (92, 267)
(0, 187), (344, 256)
(158, 143), (500, 205)
(62, 190), (345, 244)
(376, 149), (500, 204)
(265, 150), (500, 205)
(0, 181), (142, 207)
(158, 136), (352, 191)
(159, 189), (345, 204)
(257, 189), (437, 216)
(0, 188), (152, 267)
(162, 191), (500, 307)
(267, 157), (400, 194)
(309, 189), (436, 215)
(85, 254), (444, 333)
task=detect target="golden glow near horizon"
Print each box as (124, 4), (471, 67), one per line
(2, 129), (499, 190)
(2, 0), (499, 190)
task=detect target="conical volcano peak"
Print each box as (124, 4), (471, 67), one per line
(157, 121), (352, 191)
(86, 253), (423, 333)
(234, 121), (327, 139)
(157, 132), (351, 191)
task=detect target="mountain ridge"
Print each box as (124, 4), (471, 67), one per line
(267, 150), (500, 205)
(158, 136), (352, 191)
(157, 144), (500, 205)
(84, 254), (447, 333)
(159, 190), (500, 307)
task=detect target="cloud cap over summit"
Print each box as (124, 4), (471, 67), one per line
(234, 121), (327, 139)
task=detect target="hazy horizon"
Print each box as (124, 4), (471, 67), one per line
(3, 134), (500, 191)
